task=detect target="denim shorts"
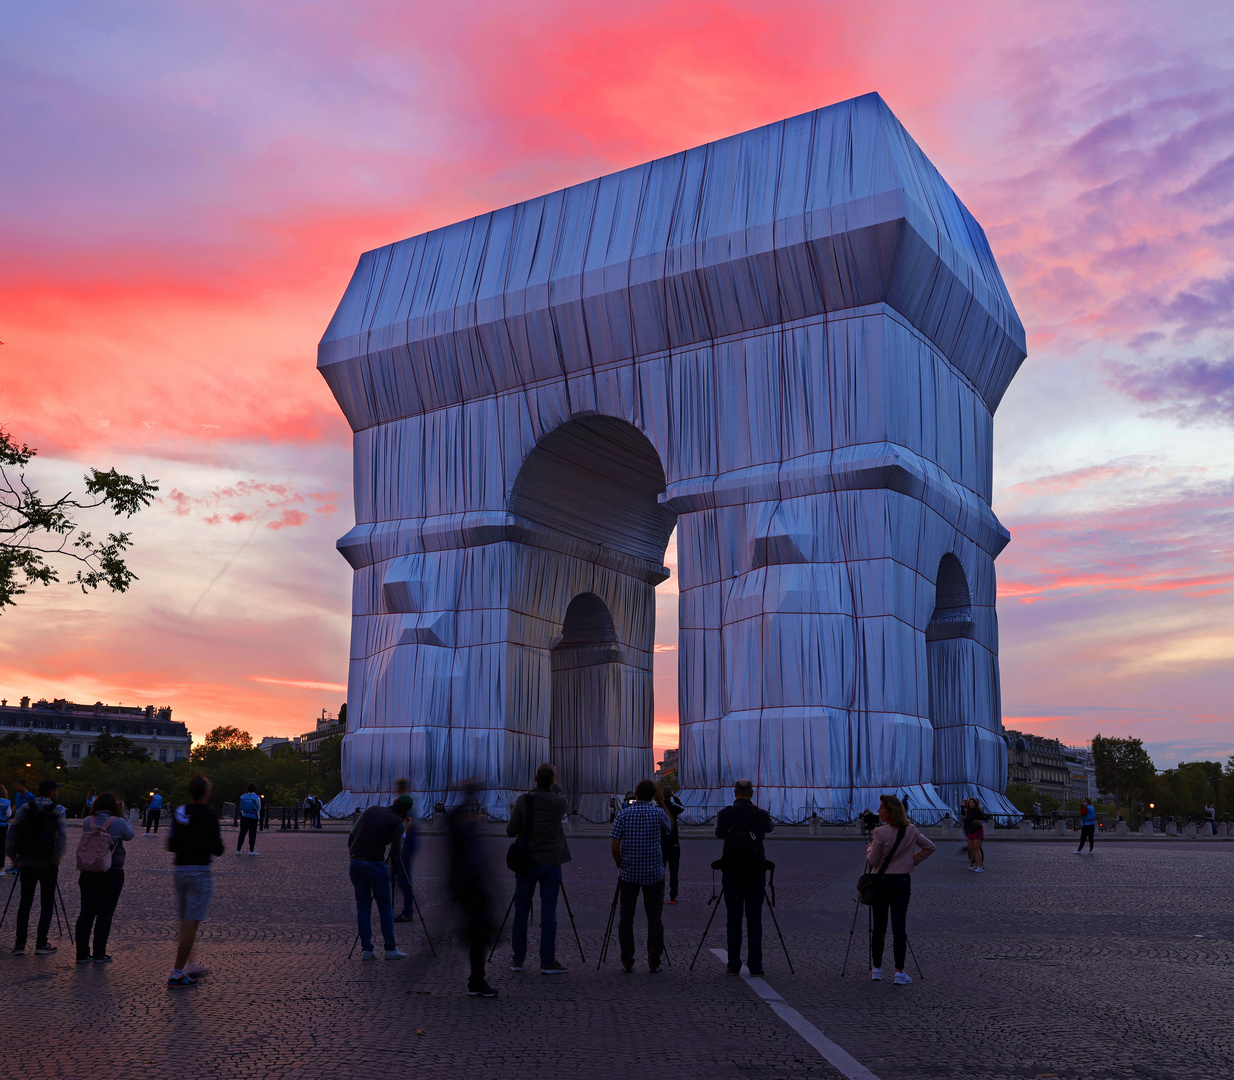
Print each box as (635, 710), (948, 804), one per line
(173, 867), (215, 922)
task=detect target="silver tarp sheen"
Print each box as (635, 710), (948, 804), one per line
(318, 92), (1027, 824)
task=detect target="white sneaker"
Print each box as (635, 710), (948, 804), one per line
(870, 967), (883, 981)
(385, 949), (408, 960)
(974, 866), (985, 873)
(235, 850), (243, 856)
(894, 971), (913, 986)
(362, 950), (376, 961)
(248, 850), (259, 856)
(1072, 849), (1083, 855)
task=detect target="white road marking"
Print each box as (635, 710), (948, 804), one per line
(710, 948), (881, 1080)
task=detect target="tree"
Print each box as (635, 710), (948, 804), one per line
(0, 426), (159, 610)
(91, 732), (150, 764)
(192, 725), (255, 761)
(0, 731), (67, 768)
(1092, 735), (1157, 813)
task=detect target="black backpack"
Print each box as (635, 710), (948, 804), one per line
(505, 793), (536, 873)
(718, 822), (765, 881)
(12, 803), (59, 861)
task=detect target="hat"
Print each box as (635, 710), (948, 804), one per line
(392, 795), (414, 816)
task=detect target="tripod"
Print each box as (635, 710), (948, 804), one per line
(840, 895), (924, 979)
(488, 879), (586, 963)
(0, 872), (74, 946)
(596, 879), (672, 969)
(690, 865), (793, 973)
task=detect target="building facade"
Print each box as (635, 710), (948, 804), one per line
(1063, 744), (1098, 802)
(0, 696), (191, 766)
(1004, 729), (1071, 805)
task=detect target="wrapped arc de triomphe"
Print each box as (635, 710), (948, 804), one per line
(319, 92), (1026, 824)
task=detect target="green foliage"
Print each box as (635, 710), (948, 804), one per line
(1156, 760), (1222, 821)
(0, 741), (57, 795)
(1091, 735), (1156, 811)
(91, 732), (150, 764)
(193, 725), (254, 761)
(0, 425), (159, 610)
(1004, 784), (1057, 815)
(0, 731), (67, 767)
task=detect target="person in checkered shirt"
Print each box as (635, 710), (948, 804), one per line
(609, 779), (672, 973)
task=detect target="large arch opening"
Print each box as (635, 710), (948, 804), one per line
(509, 415), (676, 561)
(510, 416), (675, 821)
(551, 593), (623, 816)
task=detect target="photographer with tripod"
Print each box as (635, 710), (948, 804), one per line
(715, 778), (773, 977)
(6, 778), (67, 956)
(505, 763), (570, 974)
(609, 779), (672, 973)
(864, 794), (934, 986)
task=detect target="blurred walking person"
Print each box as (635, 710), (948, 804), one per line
(962, 798), (987, 872)
(347, 796), (411, 961)
(661, 786), (684, 904)
(390, 780), (421, 924)
(866, 794), (935, 985)
(167, 774), (224, 986)
(715, 779), (773, 976)
(236, 784), (260, 855)
(610, 779), (672, 973)
(447, 786), (498, 996)
(506, 764), (571, 973)
(6, 779), (67, 956)
(75, 792), (134, 964)
(1075, 798), (1096, 854)
(0, 785), (10, 874)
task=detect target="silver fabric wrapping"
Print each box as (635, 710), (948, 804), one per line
(319, 92), (1027, 824)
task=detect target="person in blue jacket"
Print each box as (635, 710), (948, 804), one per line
(144, 789), (164, 835)
(1075, 799), (1097, 854)
(236, 784), (261, 855)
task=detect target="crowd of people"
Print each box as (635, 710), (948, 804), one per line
(0, 767), (1052, 993)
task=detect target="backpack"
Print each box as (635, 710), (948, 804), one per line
(12, 803), (60, 861)
(505, 793), (536, 873)
(719, 822), (765, 882)
(76, 818), (116, 873)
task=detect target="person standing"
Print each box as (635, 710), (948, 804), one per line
(0, 786), (10, 875)
(9, 778), (35, 873)
(1075, 798), (1096, 854)
(1032, 801), (1042, 827)
(145, 788), (164, 836)
(962, 798), (987, 872)
(75, 792), (134, 964)
(506, 763), (571, 974)
(167, 774), (224, 986)
(714, 778), (774, 976)
(447, 789), (498, 996)
(866, 794), (935, 985)
(347, 796), (411, 961)
(258, 790), (269, 831)
(609, 779), (672, 974)
(236, 784), (260, 855)
(84, 790), (97, 815)
(662, 786), (684, 904)
(6, 779), (67, 956)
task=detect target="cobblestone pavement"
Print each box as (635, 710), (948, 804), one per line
(4, 828), (1232, 1080)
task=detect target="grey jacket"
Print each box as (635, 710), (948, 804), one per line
(506, 788), (571, 867)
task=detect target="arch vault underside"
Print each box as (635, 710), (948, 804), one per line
(318, 92), (1027, 823)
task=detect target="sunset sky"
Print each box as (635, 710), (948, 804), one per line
(3, 1), (1233, 768)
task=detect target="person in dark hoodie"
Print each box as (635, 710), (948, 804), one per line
(166, 775), (224, 987)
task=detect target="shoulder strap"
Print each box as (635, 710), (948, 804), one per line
(876, 826), (907, 876)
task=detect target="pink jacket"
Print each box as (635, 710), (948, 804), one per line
(866, 822), (936, 875)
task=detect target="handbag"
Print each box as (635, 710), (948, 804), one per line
(505, 792), (536, 873)
(857, 825), (906, 905)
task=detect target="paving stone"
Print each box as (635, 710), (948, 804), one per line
(2, 832), (1231, 1079)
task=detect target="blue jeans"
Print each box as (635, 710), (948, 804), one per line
(349, 858), (396, 951)
(512, 863), (561, 966)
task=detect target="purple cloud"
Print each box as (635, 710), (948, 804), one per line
(1111, 354), (1234, 425)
